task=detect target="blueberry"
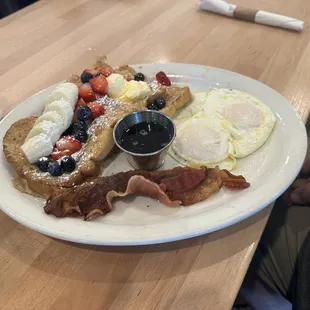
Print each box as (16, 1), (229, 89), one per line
(37, 157), (51, 172)
(76, 106), (92, 121)
(61, 156), (76, 173)
(48, 161), (63, 177)
(134, 72), (145, 81)
(81, 71), (93, 83)
(154, 96), (166, 109)
(62, 124), (73, 136)
(147, 102), (159, 111)
(74, 130), (88, 143)
(73, 120), (87, 133)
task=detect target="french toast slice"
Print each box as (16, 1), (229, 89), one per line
(3, 63), (192, 198)
(3, 117), (93, 197)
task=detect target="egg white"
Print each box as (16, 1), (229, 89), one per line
(202, 88), (276, 158)
(169, 114), (236, 171)
(169, 89), (276, 171)
(174, 92), (207, 120)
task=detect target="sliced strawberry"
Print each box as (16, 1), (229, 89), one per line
(84, 68), (98, 76)
(89, 75), (108, 94)
(99, 66), (113, 77)
(56, 136), (82, 152)
(78, 83), (96, 102)
(87, 102), (105, 119)
(77, 98), (87, 107)
(50, 149), (73, 161)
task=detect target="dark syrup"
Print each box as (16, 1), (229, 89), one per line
(120, 121), (172, 154)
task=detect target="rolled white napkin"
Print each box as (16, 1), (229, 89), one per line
(199, 0), (304, 32)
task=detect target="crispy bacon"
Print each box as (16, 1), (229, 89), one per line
(107, 175), (182, 208)
(44, 167), (250, 220)
(160, 169), (206, 192)
(220, 169), (251, 189)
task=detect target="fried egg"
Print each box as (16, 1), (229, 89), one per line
(169, 89), (276, 171)
(169, 110), (236, 171)
(202, 89), (276, 158)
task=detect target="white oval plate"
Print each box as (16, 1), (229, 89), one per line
(0, 64), (307, 245)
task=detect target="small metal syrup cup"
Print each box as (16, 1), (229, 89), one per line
(113, 110), (176, 170)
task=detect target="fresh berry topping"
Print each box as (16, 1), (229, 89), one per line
(156, 71), (166, 80)
(37, 157), (51, 172)
(99, 66), (113, 77)
(76, 105), (92, 121)
(72, 98), (88, 123)
(89, 75), (108, 95)
(95, 73), (104, 77)
(48, 161), (63, 177)
(87, 102), (105, 119)
(50, 149), (73, 161)
(134, 72), (145, 81)
(147, 102), (159, 111)
(156, 71), (171, 86)
(61, 156), (76, 173)
(74, 130), (88, 143)
(73, 120), (88, 133)
(56, 136), (82, 152)
(78, 83), (96, 102)
(84, 68), (98, 76)
(77, 98), (87, 107)
(154, 96), (166, 109)
(81, 71), (93, 84)
(62, 124), (73, 136)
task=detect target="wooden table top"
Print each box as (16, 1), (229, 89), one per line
(0, 0), (309, 309)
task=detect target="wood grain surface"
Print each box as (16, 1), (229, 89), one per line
(0, 0), (309, 309)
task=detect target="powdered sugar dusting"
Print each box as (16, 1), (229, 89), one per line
(26, 80), (167, 182)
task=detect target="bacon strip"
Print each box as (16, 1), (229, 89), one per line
(160, 169), (206, 192)
(107, 176), (182, 208)
(220, 169), (250, 189)
(44, 167), (250, 220)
